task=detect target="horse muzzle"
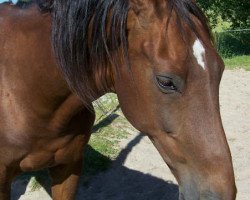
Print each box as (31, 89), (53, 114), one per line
(179, 183), (237, 200)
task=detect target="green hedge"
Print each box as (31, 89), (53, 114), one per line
(214, 30), (250, 58)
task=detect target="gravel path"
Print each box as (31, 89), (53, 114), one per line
(12, 69), (250, 200)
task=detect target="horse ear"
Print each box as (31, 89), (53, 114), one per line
(127, 0), (149, 29)
(128, 0), (166, 29)
(130, 0), (166, 16)
(129, 0), (150, 14)
(37, 0), (54, 11)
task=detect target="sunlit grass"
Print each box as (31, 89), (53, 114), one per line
(82, 94), (129, 183)
(224, 55), (250, 71)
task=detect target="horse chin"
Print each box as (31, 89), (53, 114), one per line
(179, 192), (222, 200)
(178, 184), (236, 200)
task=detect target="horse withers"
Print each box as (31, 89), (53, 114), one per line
(0, 0), (236, 200)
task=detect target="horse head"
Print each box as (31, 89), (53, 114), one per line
(49, 0), (237, 199)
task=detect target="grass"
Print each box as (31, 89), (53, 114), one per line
(212, 19), (250, 71)
(82, 94), (130, 183)
(28, 177), (43, 192)
(224, 55), (250, 71)
(91, 94), (129, 159)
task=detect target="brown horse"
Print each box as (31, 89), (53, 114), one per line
(0, 0), (236, 200)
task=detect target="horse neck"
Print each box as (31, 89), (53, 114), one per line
(0, 3), (74, 107)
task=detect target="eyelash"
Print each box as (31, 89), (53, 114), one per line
(156, 77), (177, 91)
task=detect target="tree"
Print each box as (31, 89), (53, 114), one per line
(197, 0), (250, 29)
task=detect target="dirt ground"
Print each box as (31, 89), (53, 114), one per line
(12, 69), (250, 200)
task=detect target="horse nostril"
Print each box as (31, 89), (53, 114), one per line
(179, 193), (185, 200)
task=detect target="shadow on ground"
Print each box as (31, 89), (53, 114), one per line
(77, 134), (179, 200)
(11, 115), (179, 200)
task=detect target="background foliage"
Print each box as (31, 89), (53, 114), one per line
(215, 30), (250, 57)
(197, 0), (250, 29)
(197, 0), (250, 58)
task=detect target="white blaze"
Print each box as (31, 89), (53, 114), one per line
(193, 39), (206, 70)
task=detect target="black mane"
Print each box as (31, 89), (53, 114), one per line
(39, 0), (211, 105)
(15, 1), (33, 9)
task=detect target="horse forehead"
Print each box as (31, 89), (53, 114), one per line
(160, 32), (207, 69)
(141, 21), (208, 70)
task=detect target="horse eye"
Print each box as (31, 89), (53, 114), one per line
(156, 76), (177, 93)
